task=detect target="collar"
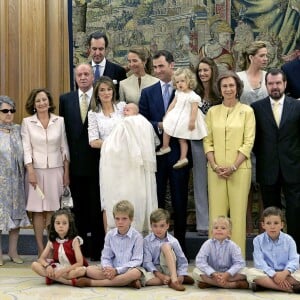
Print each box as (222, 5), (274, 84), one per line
(112, 226), (133, 238)
(92, 57), (106, 68)
(264, 231), (282, 243)
(78, 87), (93, 100)
(56, 237), (69, 244)
(269, 95), (285, 106)
(149, 231), (170, 242)
(29, 113), (59, 125)
(159, 80), (172, 89)
(212, 237), (230, 244)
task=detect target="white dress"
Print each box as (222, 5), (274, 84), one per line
(100, 114), (159, 235)
(163, 90), (207, 140)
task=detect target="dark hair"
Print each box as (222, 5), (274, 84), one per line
(153, 50), (174, 64)
(48, 209), (78, 242)
(88, 31), (108, 48)
(217, 71), (244, 99)
(194, 57), (220, 106)
(90, 76), (117, 112)
(265, 68), (286, 83)
(128, 46), (153, 74)
(25, 88), (56, 115)
(261, 206), (283, 221)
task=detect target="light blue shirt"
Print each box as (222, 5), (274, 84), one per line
(101, 226), (143, 274)
(143, 232), (188, 276)
(195, 238), (245, 276)
(253, 231), (299, 277)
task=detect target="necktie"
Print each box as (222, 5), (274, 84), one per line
(272, 101), (280, 127)
(163, 83), (170, 111)
(94, 64), (100, 82)
(80, 93), (88, 123)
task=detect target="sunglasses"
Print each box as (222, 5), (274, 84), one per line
(0, 109), (16, 114)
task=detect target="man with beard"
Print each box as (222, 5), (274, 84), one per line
(251, 68), (300, 251)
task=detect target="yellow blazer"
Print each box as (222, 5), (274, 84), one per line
(119, 73), (159, 104)
(21, 113), (70, 168)
(203, 102), (255, 169)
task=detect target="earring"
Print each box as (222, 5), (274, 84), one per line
(33, 108), (36, 113)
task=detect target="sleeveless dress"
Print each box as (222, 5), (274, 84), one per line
(163, 90), (207, 140)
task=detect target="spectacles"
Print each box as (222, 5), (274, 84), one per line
(0, 109), (16, 114)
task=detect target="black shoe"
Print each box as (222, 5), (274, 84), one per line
(251, 282), (266, 292)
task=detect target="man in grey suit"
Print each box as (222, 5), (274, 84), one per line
(252, 68), (300, 251)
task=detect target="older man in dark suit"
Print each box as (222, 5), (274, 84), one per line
(139, 50), (190, 254)
(252, 68), (300, 251)
(88, 31), (126, 98)
(59, 63), (104, 261)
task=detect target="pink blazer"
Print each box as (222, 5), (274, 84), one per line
(21, 114), (70, 168)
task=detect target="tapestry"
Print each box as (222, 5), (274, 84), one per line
(72, 0), (300, 72)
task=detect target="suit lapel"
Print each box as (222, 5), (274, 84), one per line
(261, 98), (279, 128)
(279, 97), (292, 128)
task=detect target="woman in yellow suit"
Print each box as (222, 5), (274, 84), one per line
(203, 71), (255, 257)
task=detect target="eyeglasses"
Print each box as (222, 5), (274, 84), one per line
(0, 109), (16, 114)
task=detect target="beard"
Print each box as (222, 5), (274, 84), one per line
(269, 89), (284, 100)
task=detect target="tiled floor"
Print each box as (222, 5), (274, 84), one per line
(1, 255), (299, 300)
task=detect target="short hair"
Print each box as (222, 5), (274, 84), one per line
(150, 208), (170, 224)
(88, 31), (108, 48)
(261, 206), (283, 221)
(113, 200), (134, 220)
(265, 68), (286, 83)
(212, 215), (232, 232)
(217, 71), (244, 99)
(241, 40), (268, 70)
(125, 103), (139, 114)
(0, 95), (16, 110)
(172, 67), (197, 90)
(48, 209), (78, 242)
(153, 50), (174, 64)
(128, 46), (153, 74)
(90, 76), (117, 112)
(25, 88), (56, 115)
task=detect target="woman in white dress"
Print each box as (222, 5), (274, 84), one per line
(237, 41), (269, 236)
(119, 46), (159, 104)
(156, 68), (207, 169)
(88, 76), (125, 230)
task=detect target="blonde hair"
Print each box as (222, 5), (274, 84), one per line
(172, 67), (197, 90)
(113, 200), (134, 220)
(212, 216), (232, 233)
(241, 40), (268, 70)
(150, 208), (170, 224)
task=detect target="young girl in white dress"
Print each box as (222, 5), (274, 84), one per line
(156, 68), (207, 169)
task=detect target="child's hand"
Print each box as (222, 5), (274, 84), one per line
(273, 271), (291, 288)
(188, 120), (195, 131)
(103, 266), (117, 280)
(46, 265), (55, 278)
(216, 272), (230, 286)
(155, 271), (170, 285)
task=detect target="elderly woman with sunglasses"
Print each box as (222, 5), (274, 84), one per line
(0, 96), (30, 266)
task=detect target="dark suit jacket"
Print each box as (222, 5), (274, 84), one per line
(252, 96), (300, 185)
(59, 91), (99, 177)
(281, 58), (300, 99)
(91, 60), (127, 99)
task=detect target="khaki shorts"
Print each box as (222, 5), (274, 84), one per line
(247, 268), (300, 283)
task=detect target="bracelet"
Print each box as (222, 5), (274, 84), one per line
(212, 164), (219, 171)
(230, 165), (237, 172)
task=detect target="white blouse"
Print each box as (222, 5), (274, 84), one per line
(88, 102), (126, 143)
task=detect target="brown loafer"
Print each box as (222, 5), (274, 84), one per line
(74, 277), (92, 287)
(129, 279), (141, 289)
(183, 275), (194, 285)
(168, 280), (185, 291)
(235, 280), (249, 289)
(198, 281), (213, 289)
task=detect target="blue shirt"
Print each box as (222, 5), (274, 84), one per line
(101, 226), (143, 274)
(253, 231), (299, 277)
(195, 238), (245, 276)
(143, 232), (188, 276)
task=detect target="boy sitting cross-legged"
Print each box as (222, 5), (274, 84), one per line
(192, 216), (249, 289)
(75, 200), (143, 288)
(142, 208), (194, 291)
(248, 206), (300, 293)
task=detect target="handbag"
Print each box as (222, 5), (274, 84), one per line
(60, 186), (73, 209)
